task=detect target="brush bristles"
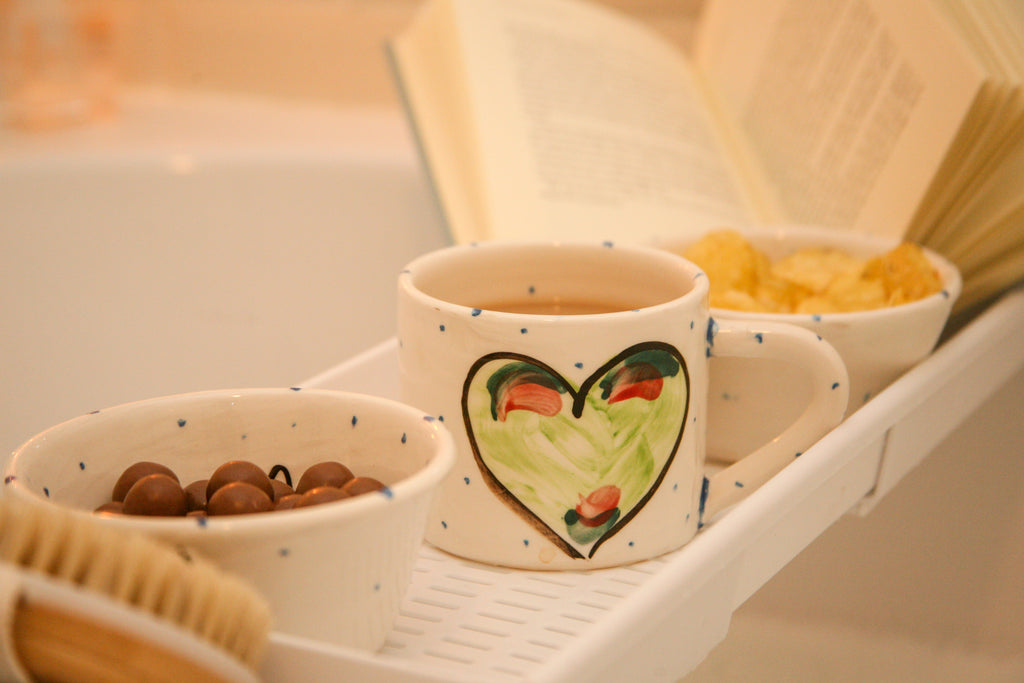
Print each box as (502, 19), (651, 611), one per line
(0, 496), (272, 669)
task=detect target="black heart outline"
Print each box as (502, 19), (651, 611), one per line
(461, 341), (689, 560)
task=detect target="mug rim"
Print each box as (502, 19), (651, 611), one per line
(399, 240), (708, 318)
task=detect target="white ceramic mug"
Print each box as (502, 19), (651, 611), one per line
(397, 241), (848, 569)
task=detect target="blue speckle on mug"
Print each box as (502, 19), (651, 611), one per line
(464, 476), (470, 485)
(439, 324), (446, 332)
(43, 487), (50, 497)
(401, 432), (407, 444)
(472, 309), (482, 316)
(812, 314), (822, 322)
(351, 415), (358, 427)
(795, 451), (803, 458)
(290, 386), (302, 392)
(79, 462), (86, 471)
(575, 362), (584, 369)
(441, 520), (448, 529)
(754, 332), (763, 343)
(832, 382), (840, 390)
(279, 548), (289, 557)
(706, 317), (718, 349)
(521, 328), (528, 334)
(523, 539), (530, 546)
(177, 419), (187, 428)
(602, 241), (614, 248)
(735, 481), (744, 488)
(698, 477), (710, 517)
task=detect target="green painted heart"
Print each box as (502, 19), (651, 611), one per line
(461, 342), (689, 559)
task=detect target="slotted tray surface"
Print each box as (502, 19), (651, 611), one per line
(262, 287), (1024, 683)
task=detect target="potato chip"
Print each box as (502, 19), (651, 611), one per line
(681, 230), (942, 314)
(864, 242), (943, 304)
(821, 271), (887, 312)
(771, 248), (864, 294)
(683, 229), (769, 301)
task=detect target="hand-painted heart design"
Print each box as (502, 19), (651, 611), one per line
(462, 342), (689, 559)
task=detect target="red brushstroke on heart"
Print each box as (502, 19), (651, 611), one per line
(576, 485), (621, 525)
(498, 382), (562, 421)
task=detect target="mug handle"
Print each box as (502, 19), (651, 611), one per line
(701, 319), (849, 522)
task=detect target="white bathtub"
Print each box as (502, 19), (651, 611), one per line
(0, 89), (449, 456)
(4, 88), (1023, 683)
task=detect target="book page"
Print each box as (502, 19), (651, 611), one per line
(449, 0), (753, 243)
(695, 0), (987, 239)
(389, 0), (491, 244)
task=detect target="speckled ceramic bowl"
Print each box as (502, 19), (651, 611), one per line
(660, 226), (961, 462)
(4, 388), (455, 651)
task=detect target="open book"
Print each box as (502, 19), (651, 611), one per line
(388, 0), (1024, 311)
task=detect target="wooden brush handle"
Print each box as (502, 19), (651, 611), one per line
(14, 601), (247, 683)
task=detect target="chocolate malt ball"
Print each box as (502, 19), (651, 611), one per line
(294, 485), (351, 508)
(295, 461), (354, 494)
(206, 461), (274, 501)
(112, 462), (179, 502)
(274, 494), (303, 511)
(122, 473), (188, 516)
(269, 478), (296, 502)
(94, 501), (124, 515)
(206, 481), (274, 516)
(184, 479), (209, 513)
(342, 476), (386, 497)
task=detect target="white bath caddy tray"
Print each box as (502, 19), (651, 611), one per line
(261, 288), (1024, 683)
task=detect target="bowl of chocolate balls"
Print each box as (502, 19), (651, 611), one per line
(3, 387), (455, 651)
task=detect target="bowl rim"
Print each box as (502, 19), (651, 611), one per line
(3, 387), (456, 538)
(658, 224), (962, 322)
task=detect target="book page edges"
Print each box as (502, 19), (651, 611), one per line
(388, 0), (491, 245)
(694, 0), (986, 241)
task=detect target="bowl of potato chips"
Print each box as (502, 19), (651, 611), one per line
(663, 225), (961, 462)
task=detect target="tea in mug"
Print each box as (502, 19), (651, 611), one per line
(474, 297), (635, 315)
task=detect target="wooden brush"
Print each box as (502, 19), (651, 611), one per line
(0, 495), (272, 683)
